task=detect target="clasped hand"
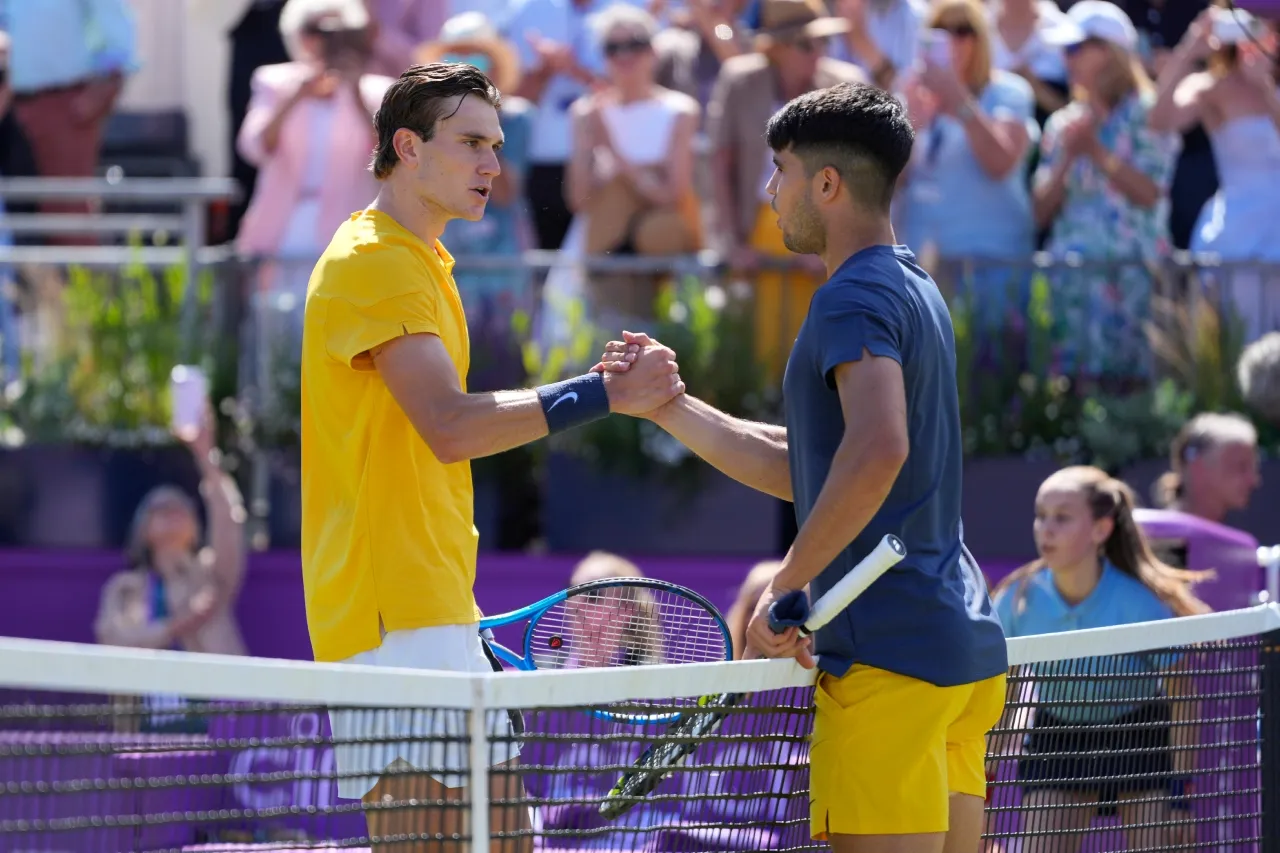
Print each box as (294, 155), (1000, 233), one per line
(593, 332), (813, 668)
(592, 330), (685, 416)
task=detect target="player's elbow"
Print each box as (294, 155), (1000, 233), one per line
(858, 425), (909, 476)
(406, 397), (473, 465)
(421, 420), (471, 465)
(875, 431), (909, 473)
(426, 434), (468, 465)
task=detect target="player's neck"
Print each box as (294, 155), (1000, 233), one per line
(819, 216), (897, 278)
(368, 182), (449, 247)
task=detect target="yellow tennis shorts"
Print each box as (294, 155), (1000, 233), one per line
(810, 664), (1007, 838)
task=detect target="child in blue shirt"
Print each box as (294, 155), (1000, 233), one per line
(991, 465), (1210, 852)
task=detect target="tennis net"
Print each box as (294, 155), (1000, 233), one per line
(2, 604), (1280, 853)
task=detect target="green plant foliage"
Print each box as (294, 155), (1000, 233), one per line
(951, 269), (1085, 461)
(6, 256), (1278, 484)
(1, 257), (226, 448)
(514, 275), (776, 489)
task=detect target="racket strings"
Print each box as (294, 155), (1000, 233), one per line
(529, 587), (727, 674)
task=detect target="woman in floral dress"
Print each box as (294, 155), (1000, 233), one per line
(1033, 1), (1180, 384)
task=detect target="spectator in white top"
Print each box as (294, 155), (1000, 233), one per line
(566, 4), (702, 325)
(504, 0), (639, 250)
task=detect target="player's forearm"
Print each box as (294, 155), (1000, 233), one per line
(772, 429), (906, 591)
(416, 389), (550, 465)
(649, 395), (792, 500)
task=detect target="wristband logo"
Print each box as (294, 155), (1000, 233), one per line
(548, 392), (579, 411)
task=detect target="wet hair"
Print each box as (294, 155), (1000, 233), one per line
(993, 466), (1211, 619)
(370, 62), (501, 179)
(764, 82), (914, 212)
(1153, 413), (1258, 507)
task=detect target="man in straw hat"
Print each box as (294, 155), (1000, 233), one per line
(708, 0), (864, 381)
(597, 81), (1009, 853)
(299, 61), (684, 850)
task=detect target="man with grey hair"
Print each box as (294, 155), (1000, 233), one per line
(1239, 332), (1280, 424)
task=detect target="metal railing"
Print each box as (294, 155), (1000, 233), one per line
(0, 177), (241, 361)
(4, 246), (1280, 547)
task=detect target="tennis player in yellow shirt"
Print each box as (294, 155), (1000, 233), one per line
(300, 63), (684, 852)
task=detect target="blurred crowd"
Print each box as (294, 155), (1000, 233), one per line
(3, 0), (1280, 389)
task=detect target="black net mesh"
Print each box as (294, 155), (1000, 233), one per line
(1, 625), (1276, 853)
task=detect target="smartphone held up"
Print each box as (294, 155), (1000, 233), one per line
(169, 365), (208, 443)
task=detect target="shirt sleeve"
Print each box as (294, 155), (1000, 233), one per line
(987, 74), (1035, 125)
(87, 0), (140, 75)
(810, 284), (904, 388)
(1134, 587), (1177, 623)
(324, 290), (441, 371)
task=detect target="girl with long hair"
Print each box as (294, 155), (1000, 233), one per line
(990, 465), (1209, 851)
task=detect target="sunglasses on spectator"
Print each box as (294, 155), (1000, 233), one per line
(935, 23), (976, 38)
(604, 36), (651, 58)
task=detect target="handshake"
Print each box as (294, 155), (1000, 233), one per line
(589, 330), (686, 418)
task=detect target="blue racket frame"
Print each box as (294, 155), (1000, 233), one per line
(478, 577), (732, 724)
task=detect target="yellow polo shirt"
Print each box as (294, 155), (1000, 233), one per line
(300, 208), (481, 663)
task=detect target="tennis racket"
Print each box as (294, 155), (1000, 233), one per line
(597, 533), (907, 819)
(480, 577), (732, 724)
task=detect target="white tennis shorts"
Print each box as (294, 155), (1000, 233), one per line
(329, 623), (522, 800)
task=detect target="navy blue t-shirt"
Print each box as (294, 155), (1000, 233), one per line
(782, 244), (1007, 687)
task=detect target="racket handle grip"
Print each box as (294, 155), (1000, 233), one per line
(803, 534), (907, 633)
(767, 589), (810, 635)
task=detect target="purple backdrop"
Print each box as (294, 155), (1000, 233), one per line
(0, 549), (1029, 659)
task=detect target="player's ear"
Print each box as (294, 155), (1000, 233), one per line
(816, 165), (840, 203)
(392, 128), (421, 167)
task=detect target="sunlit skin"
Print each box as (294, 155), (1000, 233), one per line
(766, 147), (830, 258)
(144, 500), (199, 563)
(1183, 440), (1261, 521)
(1065, 38), (1110, 93)
(1033, 473), (1115, 605)
(368, 93), (504, 245)
(568, 590), (638, 667)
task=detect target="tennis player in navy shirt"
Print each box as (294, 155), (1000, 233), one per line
(596, 82), (1008, 853)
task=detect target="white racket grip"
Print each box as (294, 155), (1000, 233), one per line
(803, 534), (907, 634)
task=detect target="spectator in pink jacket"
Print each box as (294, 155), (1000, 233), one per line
(235, 0), (393, 349)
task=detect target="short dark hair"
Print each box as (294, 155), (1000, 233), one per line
(370, 63), (502, 179)
(764, 83), (914, 212)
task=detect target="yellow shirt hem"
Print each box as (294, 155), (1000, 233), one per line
(311, 604), (487, 663)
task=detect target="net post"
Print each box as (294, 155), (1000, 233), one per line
(1263, 627), (1280, 853)
(469, 674), (490, 853)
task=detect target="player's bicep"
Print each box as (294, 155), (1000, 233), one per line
(832, 355), (909, 463)
(372, 333), (466, 451)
